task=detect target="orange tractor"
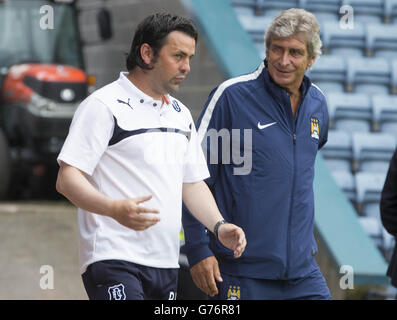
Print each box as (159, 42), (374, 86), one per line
(0, 0), (111, 198)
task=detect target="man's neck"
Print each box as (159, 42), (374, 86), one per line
(290, 91), (301, 117)
(283, 82), (301, 97)
(127, 69), (163, 101)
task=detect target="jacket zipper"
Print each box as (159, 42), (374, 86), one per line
(284, 132), (296, 280)
(279, 81), (308, 280)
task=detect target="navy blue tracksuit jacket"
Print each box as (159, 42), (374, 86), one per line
(182, 60), (329, 280)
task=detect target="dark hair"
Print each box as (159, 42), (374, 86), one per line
(126, 13), (198, 71)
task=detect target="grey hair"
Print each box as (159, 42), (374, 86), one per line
(265, 8), (322, 59)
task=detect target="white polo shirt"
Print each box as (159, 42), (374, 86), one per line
(57, 72), (209, 274)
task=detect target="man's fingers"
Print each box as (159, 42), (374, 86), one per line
(136, 205), (160, 214)
(234, 246), (243, 258)
(132, 195), (159, 214)
(190, 257), (221, 296)
(130, 217), (160, 230)
(202, 262), (221, 296)
(191, 272), (209, 295)
(135, 213), (160, 225)
(129, 208), (160, 230)
(233, 230), (246, 258)
(134, 195), (153, 204)
(213, 262), (223, 283)
(205, 275), (218, 296)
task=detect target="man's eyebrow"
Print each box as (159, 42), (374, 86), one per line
(177, 50), (195, 58)
(290, 47), (304, 52)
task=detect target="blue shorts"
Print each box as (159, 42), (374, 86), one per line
(82, 260), (178, 300)
(212, 268), (331, 300)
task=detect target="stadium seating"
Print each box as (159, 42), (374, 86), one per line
(299, 0), (341, 21)
(308, 55), (346, 93)
(372, 95), (397, 134)
(360, 218), (395, 261)
(346, 57), (391, 94)
(231, 0), (299, 16)
(321, 21), (366, 56)
(392, 59), (397, 94)
(299, 0), (342, 12)
(322, 130), (353, 171)
(383, 0), (397, 23)
(351, 132), (396, 172)
(365, 23), (397, 58)
(236, 14), (272, 58)
(355, 172), (386, 215)
(342, 0), (384, 23)
(327, 92), (372, 132)
(236, 14), (272, 43)
(330, 170), (356, 203)
(359, 216), (384, 248)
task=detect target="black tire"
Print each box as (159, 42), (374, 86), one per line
(0, 129), (10, 199)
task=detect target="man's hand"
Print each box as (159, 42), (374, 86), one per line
(217, 223), (246, 258)
(110, 195), (160, 230)
(190, 256), (222, 297)
(56, 163), (160, 231)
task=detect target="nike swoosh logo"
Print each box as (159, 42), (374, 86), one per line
(257, 122), (277, 130)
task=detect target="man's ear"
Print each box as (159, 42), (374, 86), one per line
(140, 43), (154, 66)
(307, 55), (316, 68)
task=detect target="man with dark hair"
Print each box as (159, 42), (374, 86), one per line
(56, 12), (246, 300)
(126, 13), (198, 71)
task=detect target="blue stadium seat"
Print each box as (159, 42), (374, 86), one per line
(342, 0), (384, 23)
(299, 0), (341, 21)
(351, 132), (396, 172)
(372, 94), (397, 135)
(392, 59), (397, 94)
(383, 0), (397, 23)
(326, 93), (372, 132)
(321, 130), (353, 171)
(359, 216), (384, 248)
(346, 57), (391, 94)
(365, 23), (397, 58)
(321, 21), (365, 56)
(233, 6), (258, 17)
(236, 14), (273, 43)
(255, 43), (266, 59)
(262, 9), (285, 19)
(307, 55), (346, 93)
(330, 170), (356, 202)
(231, 0), (299, 16)
(299, 0), (342, 12)
(355, 171), (386, 217)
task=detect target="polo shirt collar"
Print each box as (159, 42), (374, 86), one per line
(118, 72), (171, 107)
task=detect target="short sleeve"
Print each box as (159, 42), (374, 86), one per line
(57, 96), (114, 175)
(183, 119), (210, 183)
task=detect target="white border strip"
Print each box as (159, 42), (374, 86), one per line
(197, 61), (266, 142)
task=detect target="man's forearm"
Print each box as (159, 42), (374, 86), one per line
(182, 181), (224, 234)
(56, 162), (114, 217)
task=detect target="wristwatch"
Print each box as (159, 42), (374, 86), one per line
(213, 219), (227, 239)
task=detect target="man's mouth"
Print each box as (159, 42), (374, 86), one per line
(275, 67), (292, 74)
(174, 75), (186, 82)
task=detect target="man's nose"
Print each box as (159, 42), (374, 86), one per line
(181, 58), (191, 74)
(279, 51), (290, 67)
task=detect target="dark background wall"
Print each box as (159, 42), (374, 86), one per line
(77, 0), (225, 120)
